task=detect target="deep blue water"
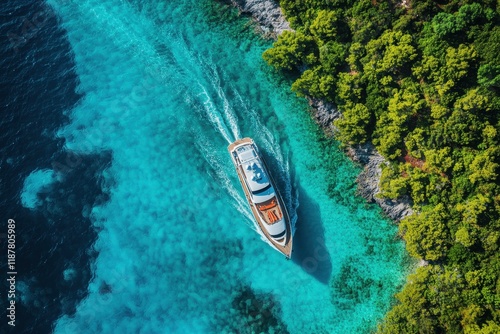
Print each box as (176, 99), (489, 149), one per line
(1, 0), (408, 333)
(1, 1), (109, 332)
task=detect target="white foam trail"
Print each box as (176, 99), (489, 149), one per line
(221, 92), (241, 140)
(206, 61), (241, 140)
(193, 135), (256, 232)
(194, 85), (233, 144)
(151, 34), (242, 144)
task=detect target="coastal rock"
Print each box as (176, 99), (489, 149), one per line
(308, 99), (414, 222)
(308, 97), (341, 131)
(347, 143), (413, 222)
(228, 0), (292, 38)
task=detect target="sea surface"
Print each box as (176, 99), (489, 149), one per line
(1, 0), (408, 333)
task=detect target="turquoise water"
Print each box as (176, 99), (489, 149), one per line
(23, 0), (407, 332)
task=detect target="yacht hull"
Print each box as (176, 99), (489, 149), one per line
(228, 137), (293, 258)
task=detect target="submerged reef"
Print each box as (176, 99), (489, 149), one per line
(227, 286), (289, 334)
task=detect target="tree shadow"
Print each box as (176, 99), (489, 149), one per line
(291, 184), (332, 284)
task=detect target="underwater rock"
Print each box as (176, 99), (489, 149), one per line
(99, 281), (113, 294)
(228, 286), (289, 334)
(331, 257), (379, 310)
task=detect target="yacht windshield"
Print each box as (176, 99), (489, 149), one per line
(252, 184), (271, 195)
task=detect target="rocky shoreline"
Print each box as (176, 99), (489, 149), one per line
(309, 98), (413, 221)
(225, 0), (291, 38)
(230, 0), (413, 222)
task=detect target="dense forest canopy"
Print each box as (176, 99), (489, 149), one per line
(263, 0), (500, 332)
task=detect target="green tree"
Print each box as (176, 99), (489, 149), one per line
(319, 41), (346, 71)
(457, 3), (485, 26)
(379, 164), (408, 199)
(405, 128), (427, 159)
(477, 64), (500, 88)
(378, 266), (438, 333)
(309, 10), (341, 43)
(374, 84), (425, 159)
(262, 31), (315, 71)
(291, 65), (336, 99)
(334, 102), (371, 144)
(468, 148), (499, 185)
(424, 147), (454, 175)
(263, 1), (500, 330)
(363, 30), (417, 81)
(445, 44), (477, 83)
(400, 203), (450, 261)
(336, 71), (362, 103)
(432, 12), (465, 38)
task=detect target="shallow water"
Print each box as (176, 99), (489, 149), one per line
(17, 0), (408, 332)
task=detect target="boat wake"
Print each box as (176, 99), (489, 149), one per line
(193, 135), (258, 233)
(177, 47), (241, 145)
(193, 85), (234, 144)
(205, 59), (241, 141)
(183, 51), (299, 237)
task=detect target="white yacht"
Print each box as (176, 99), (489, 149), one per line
(228, 137), (293, 258)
